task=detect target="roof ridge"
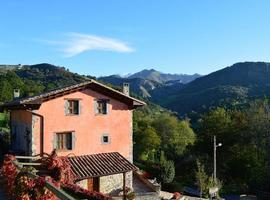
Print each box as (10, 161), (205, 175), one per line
(1, 79), (146, 110)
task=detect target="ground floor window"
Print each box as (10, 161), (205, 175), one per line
(56, 132), (72, 150)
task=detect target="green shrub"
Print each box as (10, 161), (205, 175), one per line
(158, 152), (175, 184)
(126, 191), (135, 200)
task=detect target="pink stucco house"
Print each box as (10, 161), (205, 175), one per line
(0, 80), (162, 198)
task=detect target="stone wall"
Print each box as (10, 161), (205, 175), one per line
(126, 171), (133, 189)
(135, 193), (160, 200)
(31, 115), (38, 155)
(99, 172), (132, 195)
(76, 179), (88, 190)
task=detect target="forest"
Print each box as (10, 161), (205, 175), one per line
(133, 100), (270, 197)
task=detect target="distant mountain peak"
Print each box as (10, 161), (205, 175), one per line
(128, 68), (201, 84)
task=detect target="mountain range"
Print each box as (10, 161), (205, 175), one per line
(100, 62), (270, 116)
(99, 69), (200, 97)
(2, 62), (270, 118)
(126, 69), (201, 84)
(151, 62), (270, 115)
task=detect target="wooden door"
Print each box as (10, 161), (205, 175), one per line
(88, 177), (99, 192)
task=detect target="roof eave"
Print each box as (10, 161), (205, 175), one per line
(1, 80), (147, 111)
(75, 168), (138, 181)
(132, 100), (146, 108)
(1, 102), (41, 111)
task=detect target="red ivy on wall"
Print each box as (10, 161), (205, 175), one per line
(1, 151), (112, 200)
(2, 154), (17, 193)
(42, 150), (76, 184)
(1, 154), (54, 200)
(43, 150), (112, 200)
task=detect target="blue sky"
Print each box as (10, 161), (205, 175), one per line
(1, 1), (270, 77)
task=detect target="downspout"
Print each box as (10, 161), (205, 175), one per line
(27, 110), (44, 157)
(9, 111), (12, 153)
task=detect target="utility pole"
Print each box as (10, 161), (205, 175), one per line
(214, 135), (216, 183)
(213, 135), (222, 184)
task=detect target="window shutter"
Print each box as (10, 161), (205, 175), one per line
(64, 100), (69, 115)
(78, 101), (82, 115)
(53, 133), (57, 150)
(106, 101), (109, 114)
(94, 100), (98, 114)
(71, 132), (76, 150)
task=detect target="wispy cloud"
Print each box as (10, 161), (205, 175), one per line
(42, 33), (134, 57)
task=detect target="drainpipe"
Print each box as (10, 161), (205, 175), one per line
(9, 112), (12, 153)
(27, 110), (44, 157)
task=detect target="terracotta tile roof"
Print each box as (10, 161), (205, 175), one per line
(1, 79), (146, 110)
(68, 152), (138, 180)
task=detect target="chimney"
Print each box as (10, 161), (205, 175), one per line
(122, 83), (130, 96)
(13, 89), (20, 99)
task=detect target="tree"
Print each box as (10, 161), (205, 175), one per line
(245, 99), (270, 157)
(198, 107), (232, 140)
(196, 104), (270, 193)
(0, 71), (24, 103)
(174, 120), (196, 156)
(0, 80), (12, 103)
(152, 113), (179, 148)
(159, 151), (175, 184)
(196, 161), (208, 198)
(196, 161), (222, 198)
(135, 126), (161, 161)
(152, 113), (196, 159)
(23, 80), (45, 96)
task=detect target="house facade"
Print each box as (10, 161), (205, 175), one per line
(1, 80), (146, 196)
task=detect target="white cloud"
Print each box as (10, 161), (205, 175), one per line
(43, 33), (134, 57)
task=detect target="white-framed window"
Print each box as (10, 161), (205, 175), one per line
(94, 99), (109, 115)
(65, 99), (80, 115)
(101, 134), (110, 144)
(54, 132), (75, 150)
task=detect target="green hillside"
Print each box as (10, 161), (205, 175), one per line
(0, 63), (90, 103)
(151, 62), (270, 116)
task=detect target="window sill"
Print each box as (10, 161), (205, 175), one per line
(95, 113), (108, 116)
(55, 149), (73, 152)
(101, 142), (110, 145)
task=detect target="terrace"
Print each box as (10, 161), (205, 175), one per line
(1, 152), (160, 200)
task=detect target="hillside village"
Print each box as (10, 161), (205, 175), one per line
(0, 62), (270, 200)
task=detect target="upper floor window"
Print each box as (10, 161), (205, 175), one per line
(55, 132), (73, 150)
(95, 99), (109, 115)
(65, 99), (79, 115)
